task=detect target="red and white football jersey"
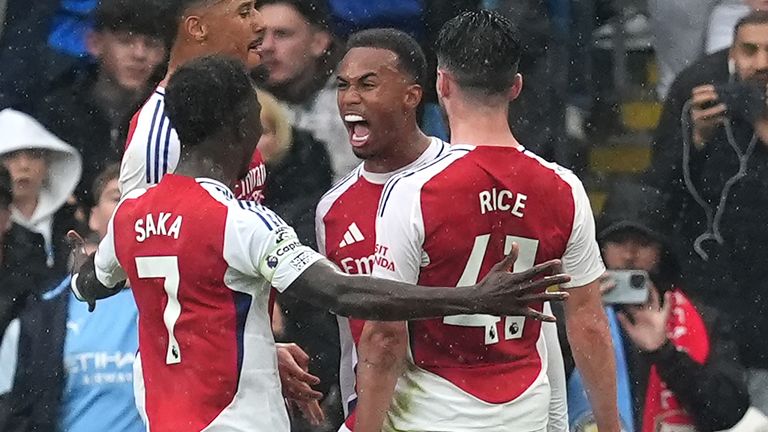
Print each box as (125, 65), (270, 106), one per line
(373, 145), (605, 432)
(315, 138), (448, 429)
(92, 174), (323, 432)
(120, 86), (267, 201)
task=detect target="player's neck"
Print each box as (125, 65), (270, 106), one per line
(175, 151), (238, 188)
(447, 104), (521, 149)
(161, 46), (201, 87)
(363, 127), (432, 174)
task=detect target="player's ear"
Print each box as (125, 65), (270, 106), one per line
(404, 84), (423, 110)
(184, 15), (206, 42)
(509, 73), (523, 101)
(436, 69), (451, 100)
(309, 30), (331, 59)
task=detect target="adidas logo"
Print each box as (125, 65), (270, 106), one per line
(339, 223), (365, 248)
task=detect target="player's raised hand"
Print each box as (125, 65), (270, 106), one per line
(67, 230), (96, 312)
(473, 243), (571, 321)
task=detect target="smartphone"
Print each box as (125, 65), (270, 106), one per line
(602, 270), (650, 305)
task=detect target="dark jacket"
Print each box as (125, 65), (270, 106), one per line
(1, 284), (68, 432)
(0, 224), (48, 338)
(627, 300), (749, 432)
(598, 182), (750, 431)
(645, 48), (768, 368)
(33, 65), (147, 206)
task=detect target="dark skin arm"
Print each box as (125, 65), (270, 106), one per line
(284, 247), (570, 321)
(70, 232), (571, 321)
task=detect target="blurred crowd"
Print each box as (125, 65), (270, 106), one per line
(0, 0), (767, 431)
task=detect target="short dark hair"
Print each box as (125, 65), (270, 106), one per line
(734, 11), (768, 40)
(91, 163), (121, 203)
(0, 165), (12, 209)
(435, 10), (522, 97)
(93, 0), (180, 47)
(165, 55), (260, 149)
(346, 28), (427, 86)
(258, 0), (330, 29)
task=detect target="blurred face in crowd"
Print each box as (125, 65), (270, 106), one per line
(89, 179), (121, 239)
(337, 47), (422, 160)
(746, 0), (768, 11)
(185, 0), (266, 69)
(257, 110), (279, 160)
(601, 230), (662, 273)
(3, 149), (48, 204)
(731, 22), (768, 86)
(258, 3), (331, 86)
(88, 30), (167, 91)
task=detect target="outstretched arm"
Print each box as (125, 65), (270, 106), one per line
(285, 249), (570, 321)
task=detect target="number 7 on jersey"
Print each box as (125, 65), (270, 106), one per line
(136, 256), (183, 365)
(444, 235), (539, 345)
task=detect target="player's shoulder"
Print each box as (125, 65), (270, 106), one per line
(378, 145), (474, 216)
(317, 164), (364, 218)
(517, 149), (587, 197)
(195, 178), (287, 233)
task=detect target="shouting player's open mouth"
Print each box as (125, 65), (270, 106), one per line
(344, 114), (370, 147)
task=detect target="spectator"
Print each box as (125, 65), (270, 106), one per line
(0, 108), (82, 278)
(255, 0), (352, 179)
(33, 0), (171, 207)
(706, 0), (768, 54)
(2, 163), (144, 432)
(0, 164), (48, 423)
(598, 182), (752, 432)
(648, 0), (721, 99)
(0, 164), (47, 339)
(646, 14), (768, 413)
(256, 89), (338, 430)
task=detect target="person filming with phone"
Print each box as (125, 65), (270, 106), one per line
(597, 182), (766, 432)
(646, 10), (768, 416)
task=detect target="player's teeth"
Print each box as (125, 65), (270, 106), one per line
(344, 114), (365, 123)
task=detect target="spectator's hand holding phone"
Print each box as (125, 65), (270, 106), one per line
(616, 288), (672, 352)
(691, 84), (728, 148)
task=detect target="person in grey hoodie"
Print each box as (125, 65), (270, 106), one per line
(0, 108), (82, 279)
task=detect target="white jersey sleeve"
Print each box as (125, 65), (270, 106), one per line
(93, 192), (145, 288)
(222, 200), (324, 292)
(371, 176), (425, 284)
(119, 90), (180, 196)
(561, 177), (605, 288)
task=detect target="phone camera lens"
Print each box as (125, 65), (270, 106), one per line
(630, 274), (645, 289)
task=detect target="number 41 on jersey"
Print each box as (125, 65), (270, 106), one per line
(444, 235), (539, 345)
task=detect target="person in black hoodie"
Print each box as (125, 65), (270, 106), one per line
(598, 181), (759, 432)
(645, 11), (768, 412)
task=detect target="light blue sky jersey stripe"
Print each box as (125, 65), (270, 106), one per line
(378, 146), (472, 217)
(145, 100), (162, 184)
